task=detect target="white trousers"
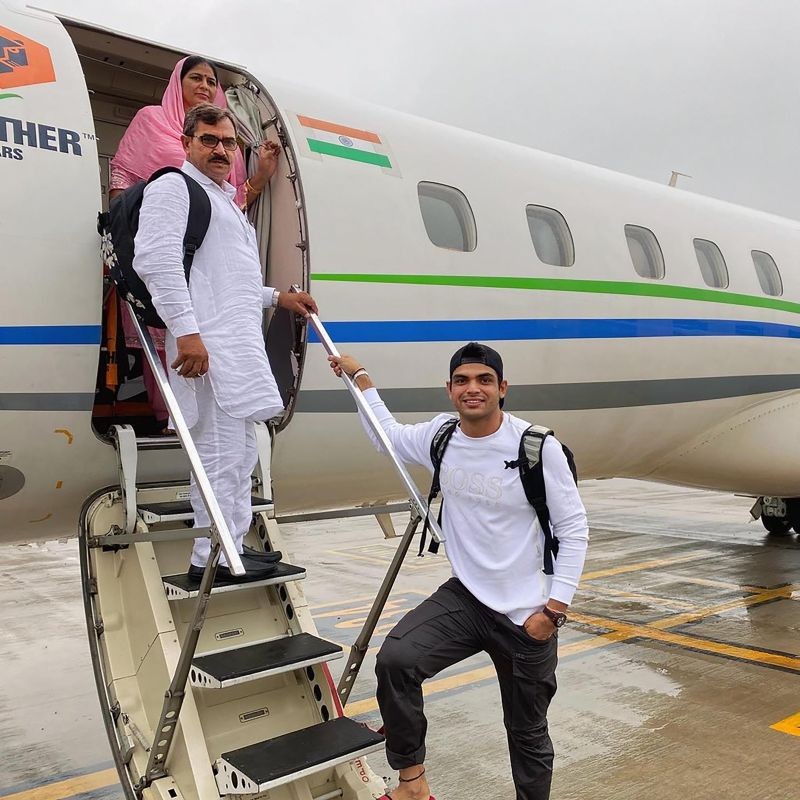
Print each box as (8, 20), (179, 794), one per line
(188, 378), (258, 568)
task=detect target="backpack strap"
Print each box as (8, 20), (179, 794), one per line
(518, 425), (561, 575)
(419, 418), (458, 556)
(146, 167), (212, 282)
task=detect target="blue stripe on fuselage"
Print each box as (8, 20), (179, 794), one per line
(0, 325), (102, 344)
(2, 319), (800, 346)
(308, 318), (800, 343)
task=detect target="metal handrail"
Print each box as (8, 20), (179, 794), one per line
(307, 312), (445, 546)
(127, 306), (245, 575)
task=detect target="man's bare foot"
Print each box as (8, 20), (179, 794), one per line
(385, 765), (431, 800)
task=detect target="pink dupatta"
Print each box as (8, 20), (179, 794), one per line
(111, 57), (246, 201)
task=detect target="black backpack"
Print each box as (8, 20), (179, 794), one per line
(98, 166), (211, 329)
(420, 418), (578, 575)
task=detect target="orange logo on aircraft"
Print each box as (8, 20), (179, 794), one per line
(0, 26), (56, 92)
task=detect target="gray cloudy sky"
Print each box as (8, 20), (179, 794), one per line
(47, 0), (800, 219)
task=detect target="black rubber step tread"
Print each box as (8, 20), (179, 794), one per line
(138, 496), (272, 516)
(135, 435), (182, 451)
(193, 634), (342, 684)
(162, 562), (305, 598)
(220, 717), (384, 787)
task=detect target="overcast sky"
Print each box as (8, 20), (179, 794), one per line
(44, 0), (800, 220)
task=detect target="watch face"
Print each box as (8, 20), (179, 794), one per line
(545, 607), (567, 627)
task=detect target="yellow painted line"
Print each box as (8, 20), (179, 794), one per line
(310, 593), (380, 610)
(771, 711), (800, 736)
(324, 549), (392, 567)
(344, 633), (634, 717)
(346, 665), (495, 717)
(314, 598), (412, 620)
(335, 608), (408, 629)
(648, 586), (796, 630)
(583, 583), (697, 610)
(657, 572), (766, 594)
(572, 611), (800, 672)
(581, 551), (714, 581)
(0, 768), (118, 800)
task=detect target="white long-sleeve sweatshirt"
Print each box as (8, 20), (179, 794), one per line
(360, 388), (589, 624)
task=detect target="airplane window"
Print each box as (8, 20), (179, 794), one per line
(417, 182), (477, 252)
(526, 205), (575, 267)
(751, 250), (783, 296)
(693, 238), (729, 289)
(625, 225), (665, 280)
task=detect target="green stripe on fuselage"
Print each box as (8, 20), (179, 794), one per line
(310, 273), (800, 315)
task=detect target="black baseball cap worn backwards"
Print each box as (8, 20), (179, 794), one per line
(449, 342), (504, 382)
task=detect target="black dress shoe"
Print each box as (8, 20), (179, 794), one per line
(242, 545), (282, 563)
(187, 554), (279, 584)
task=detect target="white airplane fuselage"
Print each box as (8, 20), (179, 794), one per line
(2, 3), (800, 544)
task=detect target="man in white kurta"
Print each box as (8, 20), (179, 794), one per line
(132, 104), (317, 578)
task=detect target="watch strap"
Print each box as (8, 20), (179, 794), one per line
(542, 606), (567, 627)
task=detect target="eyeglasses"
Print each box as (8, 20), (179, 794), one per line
(191, 134), (238, 152)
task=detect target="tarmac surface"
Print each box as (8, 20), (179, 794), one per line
(1, 478), (799, 800)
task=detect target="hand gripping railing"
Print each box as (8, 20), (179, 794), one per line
(306, 312), (445, 548)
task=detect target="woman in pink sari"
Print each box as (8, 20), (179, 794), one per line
(109, 56), (278, 432)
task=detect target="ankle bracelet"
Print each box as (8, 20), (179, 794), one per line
(399, 767), (425, 783)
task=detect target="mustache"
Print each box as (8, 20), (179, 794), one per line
(209, 155), (229, 164)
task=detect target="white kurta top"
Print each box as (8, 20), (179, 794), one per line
(133, 161), (284, 427)
(360, 389), (589, 624)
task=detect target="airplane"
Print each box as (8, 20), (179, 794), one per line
(2, 3), (800, 800)
(3, 3), (800, 543)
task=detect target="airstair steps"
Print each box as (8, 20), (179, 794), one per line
(214, 716), (385, 794)
(190, 633), (342, 688)
(138, 495), (273, 524)
(162, 561), (306, 599)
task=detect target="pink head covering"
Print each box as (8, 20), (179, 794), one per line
(111, 56), (246, 199)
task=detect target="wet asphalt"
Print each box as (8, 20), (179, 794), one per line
(0, 478), (798, 800)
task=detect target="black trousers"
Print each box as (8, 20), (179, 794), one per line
(376, 577), (558, 800)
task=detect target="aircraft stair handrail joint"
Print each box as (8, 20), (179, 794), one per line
(306, 309), (445, 546)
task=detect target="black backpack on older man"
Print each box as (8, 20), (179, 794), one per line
(97, 166), (211, 328)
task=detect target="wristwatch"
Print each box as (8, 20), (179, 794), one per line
(542, 606), (568, 628)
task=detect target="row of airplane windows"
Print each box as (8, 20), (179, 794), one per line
(417, 182), (785, 298)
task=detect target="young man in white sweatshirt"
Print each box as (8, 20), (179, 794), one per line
(329, 342), (589, 800)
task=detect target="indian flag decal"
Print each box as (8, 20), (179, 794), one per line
(297, 114), (392, 170)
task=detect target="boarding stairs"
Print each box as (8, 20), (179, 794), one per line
(79, 306), (444, 800)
